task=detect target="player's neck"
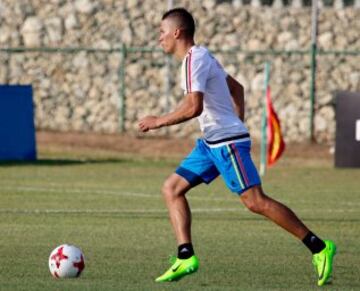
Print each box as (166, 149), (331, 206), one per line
(174, 40), (195, 61)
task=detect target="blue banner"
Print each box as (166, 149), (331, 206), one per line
(0, 85), (37, 161)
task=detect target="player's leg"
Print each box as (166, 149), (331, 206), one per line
(161, 173), (193, 247)
(240, 185), (309, 239)
(240, 185), (336, 286)
(155, 139), (219, 282)
(155, 173), (199, 282)
(214, 140), (336, 286)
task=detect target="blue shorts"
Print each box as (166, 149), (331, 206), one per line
(175, 139), (261, 195)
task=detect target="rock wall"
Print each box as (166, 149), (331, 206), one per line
(0, 0), (359, 143)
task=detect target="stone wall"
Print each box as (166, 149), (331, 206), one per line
(0, 0), (359, 143)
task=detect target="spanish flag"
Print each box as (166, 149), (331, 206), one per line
(266, 86), (285, 166)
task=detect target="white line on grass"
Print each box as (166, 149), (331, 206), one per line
(1, 185), (157, 198)
(0, 207), (357, 215)
(0, 208), (241, 214)
(1, 185), (360, 207)
(0, 185), (235, 202)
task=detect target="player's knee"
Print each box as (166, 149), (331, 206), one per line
(161, 180), (171, 198)
(243, 198), (260, 213)
(161, 174), (190, 201)
(161, 179), (177, 200)
(242, 187), (269, 214)
(245, 199), (268, 214)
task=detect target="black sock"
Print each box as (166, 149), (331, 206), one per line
(302, 231), (326, 254)
(177, 243), (194, 259)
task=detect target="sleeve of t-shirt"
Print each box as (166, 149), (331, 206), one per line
(184, 52), (211, 94)
(213, 57), (228, 78)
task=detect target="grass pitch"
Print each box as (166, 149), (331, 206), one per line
(0, 148), (359, 290)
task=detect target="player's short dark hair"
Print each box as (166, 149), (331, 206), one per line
(162, 8), (195, 39)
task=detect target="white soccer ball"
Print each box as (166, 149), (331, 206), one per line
(48, 244), (85, 278)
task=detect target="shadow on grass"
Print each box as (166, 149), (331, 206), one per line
(0, 158), (129, 167)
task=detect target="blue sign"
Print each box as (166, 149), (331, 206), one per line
(0, 85), (37, 160)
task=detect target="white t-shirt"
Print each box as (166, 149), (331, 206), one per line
(181, 46), (249, 146)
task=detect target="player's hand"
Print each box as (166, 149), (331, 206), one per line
(138, 116), (161, 132)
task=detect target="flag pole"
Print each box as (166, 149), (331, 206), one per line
(260, 61), (271, 176)
(164, 0), (174, 136)
(310, 0), (318, 142)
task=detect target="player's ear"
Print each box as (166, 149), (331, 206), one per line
(174, 28), (181, 39)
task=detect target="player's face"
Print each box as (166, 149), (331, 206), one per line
(159, 19), (177, 54)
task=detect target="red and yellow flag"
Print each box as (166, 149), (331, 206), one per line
(266, 86), (285, 166)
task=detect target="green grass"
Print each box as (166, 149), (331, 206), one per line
(0, 151), (359, 290)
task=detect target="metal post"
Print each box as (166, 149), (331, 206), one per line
(164, 0), (174, 135)
(260, 61), (271, 176)
(310, 0), (319, 142)
(118, 44), (127, 132)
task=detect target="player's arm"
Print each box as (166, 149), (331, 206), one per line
(138, 91), (203, 132)
(226, 74), (245, 122)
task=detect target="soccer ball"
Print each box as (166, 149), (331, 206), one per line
(48, 244), (85, 278)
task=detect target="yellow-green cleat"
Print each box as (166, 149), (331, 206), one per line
(155, 255), (199, 282)
(312, 240), (337, 286)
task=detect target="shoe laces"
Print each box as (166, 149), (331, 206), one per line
(312, 252), (325, 275)
(312, 253), (321, 265)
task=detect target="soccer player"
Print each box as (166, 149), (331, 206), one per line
(138, 7), (336, 286)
